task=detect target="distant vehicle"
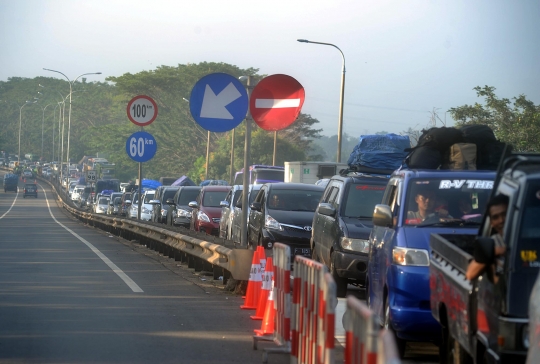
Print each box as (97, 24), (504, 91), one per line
(119, 192), (132, 216)
(189, 186), (231, 236)
(22, 169), (34, 179)
(96, 179), (120, 194)
(94, 197), (110, 214)
(107, 197), (122, 215)
(139, 190), (156, 221)
(230, 184), (262, 244)
(248, 183), (324, 255)
(234, 165), (285, 185)
(285, 161), (349, 184)
(106, 192), (123, 214)
(165, 186), (202, 227)
(150, 186), (180, 223)
(219, 185), (244, 240)
(3, 174), (18, 192)
(23, 183), (38, 198)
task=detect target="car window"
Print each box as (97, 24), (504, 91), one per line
(268, 189), (323, 212)
(144, 193), (155, 203)
(343, 184), (386, 218)
(232, 189), (243, 207)
(163, 190), (177, 201)
(99, 198), (110, 204)
(202, 191), (228, 207)
(178, 189), (200, 205)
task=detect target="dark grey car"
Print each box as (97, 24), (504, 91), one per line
(165, 186), (201, 227)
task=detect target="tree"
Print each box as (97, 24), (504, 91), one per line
(449, 86), (540, 152)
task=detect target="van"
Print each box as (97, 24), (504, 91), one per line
(234, 165), (284, 185)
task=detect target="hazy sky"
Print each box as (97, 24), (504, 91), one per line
(1, 0), (538, 138)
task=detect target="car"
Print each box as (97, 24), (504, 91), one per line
(71, 185), (86, 201)
(119, 192), (132, 216)
(189, 186), (231, 236)
(23, 183), (38, 198)
(94, 196), (110, 214)
(165, 186), (202, 227)
(128, 191), (140, 219)
(107, 197), (121, 215)
(79, 186), (92, 207)
(3, 173), (18, 192)
(106, 192), (123, 215)
(139, 190), (156, 221)
(150, 186), (180, 223)
(234, 165), (285, 185)
(219, 185), (244, 240)
(311, 168), (389, 297)
(230, 184), (262, 244)
(247, 183), (324, 256)
(22, 169), (34, 179)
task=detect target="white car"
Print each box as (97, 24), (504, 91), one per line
(94, 197), (110, 214)
(71, 185), (86, 201)
(139, 190), (156, 221)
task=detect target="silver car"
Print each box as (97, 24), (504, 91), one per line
(94, 197), (110, 214)
(230, 184), (262, 244)
(219, 185), (243, 240)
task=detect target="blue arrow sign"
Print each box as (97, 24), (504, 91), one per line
(189, 73), (248, 132)
(126, 131), (157, 162)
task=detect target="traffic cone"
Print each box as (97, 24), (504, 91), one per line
(243, 246), (266, 299)
(241, 249), (262, 310)
(254, 284), (275, 336)
(251, 257), (273, 320)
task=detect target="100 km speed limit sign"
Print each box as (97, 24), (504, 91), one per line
(126, 131), (157, 162)
(127, 95), (158, 126)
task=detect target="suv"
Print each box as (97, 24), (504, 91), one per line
(311, 169), (389, 297)
(165, 186), (202, 227)
(150, 186), (180, 223)
(23, 183), (38, 198)
(248, 183), (324, 255)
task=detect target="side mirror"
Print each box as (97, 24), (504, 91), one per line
(474, 237), (495, 265)
(250, 202), (262, 212)
(188, 201), (198, 209)
(373, 204), (393, 227)
(220, 201), (229, 208)
(166, 198), (175, 206)
(318, 202), (336, 217)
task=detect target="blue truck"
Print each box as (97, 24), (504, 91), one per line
(366, 168), (496, 357)
(3, 173), (19, 192)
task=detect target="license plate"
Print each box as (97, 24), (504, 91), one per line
(294, 248), (311, 257)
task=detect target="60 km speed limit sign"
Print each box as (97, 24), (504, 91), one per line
(127, 95), (158, 126)
(126, 131), (157, 162)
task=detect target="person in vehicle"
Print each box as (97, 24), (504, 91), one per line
(466, 194), (509, 281)
(407, 188), (451, 224)
(268, 194), (285, 209)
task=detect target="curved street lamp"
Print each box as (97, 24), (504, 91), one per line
(43, 69), (101, 173)
(297, 39), (346, 163)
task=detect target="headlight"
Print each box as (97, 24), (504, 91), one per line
(392, 247), (430, 266)
(265, 215), (282, 231)
(198, 211), (210, 222)
(142, 206), (151, 214)
(177, 209), (190, 217)
(161, 208), (166, 215)
(341, 238), (369, 253)
(522, 324), (529, 349)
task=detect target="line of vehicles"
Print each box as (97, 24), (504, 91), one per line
(12, 147), (540, 363)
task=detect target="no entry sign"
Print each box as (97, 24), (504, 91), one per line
(250, 74), (305, 131)
(127, 95), (158, 127)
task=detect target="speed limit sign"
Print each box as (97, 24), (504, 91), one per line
(126, 131), (157, 162)
(87, 170), (96, 182)
(127, 95), (158, 126)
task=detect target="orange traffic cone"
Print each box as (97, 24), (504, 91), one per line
(243, 246), (266, 299)
(254, 283), (275, 336)
(241, 249), (262, 310)
(251, 257), (273, 320)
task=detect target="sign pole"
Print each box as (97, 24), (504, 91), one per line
(138, 159), (142, 220)
(205, 131), (210, 180)
(273, 131), (277, 166)
(240, 76), (254, 248)
(229, 128), (235, 186)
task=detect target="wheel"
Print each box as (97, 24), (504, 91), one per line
(440, 323), (472, 364)
(384, 296), (406, 358)
(330, 253), (348, 298)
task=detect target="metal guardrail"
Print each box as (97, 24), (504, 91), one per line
(29, 172), (255, 283)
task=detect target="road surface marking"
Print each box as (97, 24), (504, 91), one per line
(0, 187), (18, 219)
(41, 184), (144, 293)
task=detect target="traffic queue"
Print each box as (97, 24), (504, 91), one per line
(28, 124), (540, 363)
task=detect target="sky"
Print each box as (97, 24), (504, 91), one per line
(1, 0), (539, 138)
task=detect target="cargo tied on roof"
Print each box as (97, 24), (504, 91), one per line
(347, 133), (411, 170)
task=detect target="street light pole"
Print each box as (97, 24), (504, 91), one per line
(43, 69), (101, 173)
(18, 100), (37, 165)
(41, 103), (54, 161)
(297, 39), (346, 163)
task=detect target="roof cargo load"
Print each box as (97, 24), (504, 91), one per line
(347, 134), (410, 170)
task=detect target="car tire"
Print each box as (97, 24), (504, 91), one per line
(440, 320), (472, 364)
(384, 295), (406, 359)
(330, 252), (347, 298)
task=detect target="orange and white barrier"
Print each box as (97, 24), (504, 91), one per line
(344, 296), (379, 364)
(291, 256), (336, 364)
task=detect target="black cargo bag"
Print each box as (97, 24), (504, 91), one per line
(416, 127), (465, 152)
(405, 146), (442, 169)
(460, 124), (497, 148)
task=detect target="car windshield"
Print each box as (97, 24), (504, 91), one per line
(144, 193), (155, 203)
(343, 184), (386, 218)
(404, 178), (494, 226)
(177, 189), (200, 205)
(203, 191), (228, 207)
(98, 198), (110, 204)
(268, 189), (323, 212)
(163, 190), (177, 201)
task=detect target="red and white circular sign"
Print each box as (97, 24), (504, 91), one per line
(250, 74), (305, 131)
(127, 95), (158, 126)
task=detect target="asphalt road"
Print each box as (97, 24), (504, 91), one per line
(0, 172), (437, 364)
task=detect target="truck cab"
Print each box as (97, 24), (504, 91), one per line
(430, 154), (540, 363)
(367, 168), (496, 357)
